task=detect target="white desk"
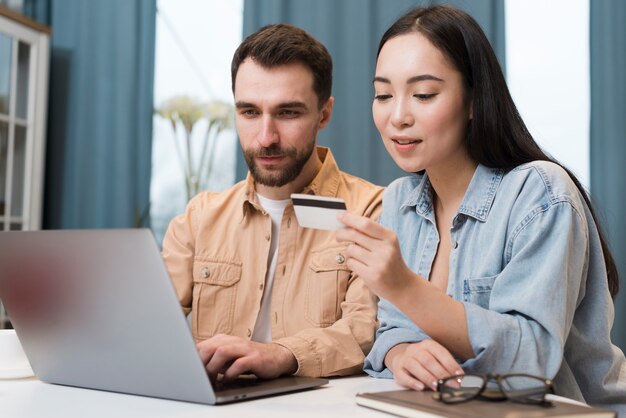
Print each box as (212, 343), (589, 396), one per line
(0, 374), (403, 418)
(0, 374), (589, 418)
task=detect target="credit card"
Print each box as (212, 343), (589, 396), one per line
(291, 193), (347, 230)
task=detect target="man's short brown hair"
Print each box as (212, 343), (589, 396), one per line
(231, 24), (332, 108)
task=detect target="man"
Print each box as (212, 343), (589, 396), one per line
(162, 24), (383, 381)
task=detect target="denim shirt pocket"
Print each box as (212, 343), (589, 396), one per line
(192, 258), (242, 338)
(305, 245), (351, 327)
(463, 274), (498, 308)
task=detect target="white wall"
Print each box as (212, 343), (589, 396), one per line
(505, 0), (589, 187)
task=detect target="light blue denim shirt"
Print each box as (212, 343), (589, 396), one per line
(364, 161), (626, 414)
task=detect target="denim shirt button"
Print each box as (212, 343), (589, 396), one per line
(453, 241), (459, 249)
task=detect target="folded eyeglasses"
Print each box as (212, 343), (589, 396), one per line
(434, 373), (554, 406)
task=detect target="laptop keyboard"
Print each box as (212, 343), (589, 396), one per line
(213, 374), (261, 391)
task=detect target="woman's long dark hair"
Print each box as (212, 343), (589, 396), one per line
(378, 5), (619, 298)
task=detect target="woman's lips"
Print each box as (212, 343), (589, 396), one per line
(390, 136), (422, 151)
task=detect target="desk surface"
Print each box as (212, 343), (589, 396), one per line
(1, 374), (404, 418)
(0, 374), (588, 418)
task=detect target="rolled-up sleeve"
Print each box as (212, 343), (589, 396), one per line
(363, 298), (430, 378)
(461, 201), (588, 377)
(274, 271), (378, 377)
(161, 195), (203, 316)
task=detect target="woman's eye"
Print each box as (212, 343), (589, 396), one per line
(414, 93), (437, 101)
(374, 94), (392, 101)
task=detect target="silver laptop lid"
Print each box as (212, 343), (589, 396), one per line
(0, 229), (216, 404)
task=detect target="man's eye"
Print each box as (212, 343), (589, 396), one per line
(374, 94), (392, 101)
(239, 109), (258, 117)
(414, 93), (437, 101)
(278, 110), (300, 117)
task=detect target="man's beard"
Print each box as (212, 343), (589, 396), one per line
(244, 141), (316, 187)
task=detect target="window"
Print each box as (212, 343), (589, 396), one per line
(506, 0), (589, 187)
(150, 0), (243, 244)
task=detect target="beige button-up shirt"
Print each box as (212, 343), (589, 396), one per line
(162, 147), (383, 377)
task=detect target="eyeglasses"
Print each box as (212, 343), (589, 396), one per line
(435, 373), (554, 406)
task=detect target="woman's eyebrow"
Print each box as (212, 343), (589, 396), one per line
(373, 74), (444, 84)
(406, 74), (443, 84)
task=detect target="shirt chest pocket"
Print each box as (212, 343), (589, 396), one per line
(305, 246), (351, 327)
(192, 259), (242, 338)
(463, 274), (498, 308)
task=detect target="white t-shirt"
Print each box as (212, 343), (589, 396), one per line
(251, 193), (290, 343)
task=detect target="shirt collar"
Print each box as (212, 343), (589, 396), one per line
(458, 165), (504, 222)
(240, 146), (341, 216)
(400, 173), (433, 215)
(300, 147), (341, 197)
(401, 164), (504, 222)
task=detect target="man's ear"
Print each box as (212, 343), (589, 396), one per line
(318, 96), (334, 129)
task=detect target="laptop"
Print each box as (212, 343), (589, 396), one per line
(0, 229), (328, 404)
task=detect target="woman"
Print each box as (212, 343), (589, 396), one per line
(336, 5), (626, 412)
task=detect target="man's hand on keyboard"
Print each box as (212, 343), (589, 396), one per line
(197, 334), (298, 382)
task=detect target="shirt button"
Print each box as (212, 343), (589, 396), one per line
(259, 282), (264, 291)
(453, 241), (459, 249)
(335, 254), (345, 264)
(247, 328), (251, 338)
(265, 234), (270, 241)
(202, 268), (210, 278)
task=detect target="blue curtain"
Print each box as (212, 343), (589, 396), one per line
(237, 0), (505, 186)
(590, 1), (626, 351)
(24, 0), (156, 228)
